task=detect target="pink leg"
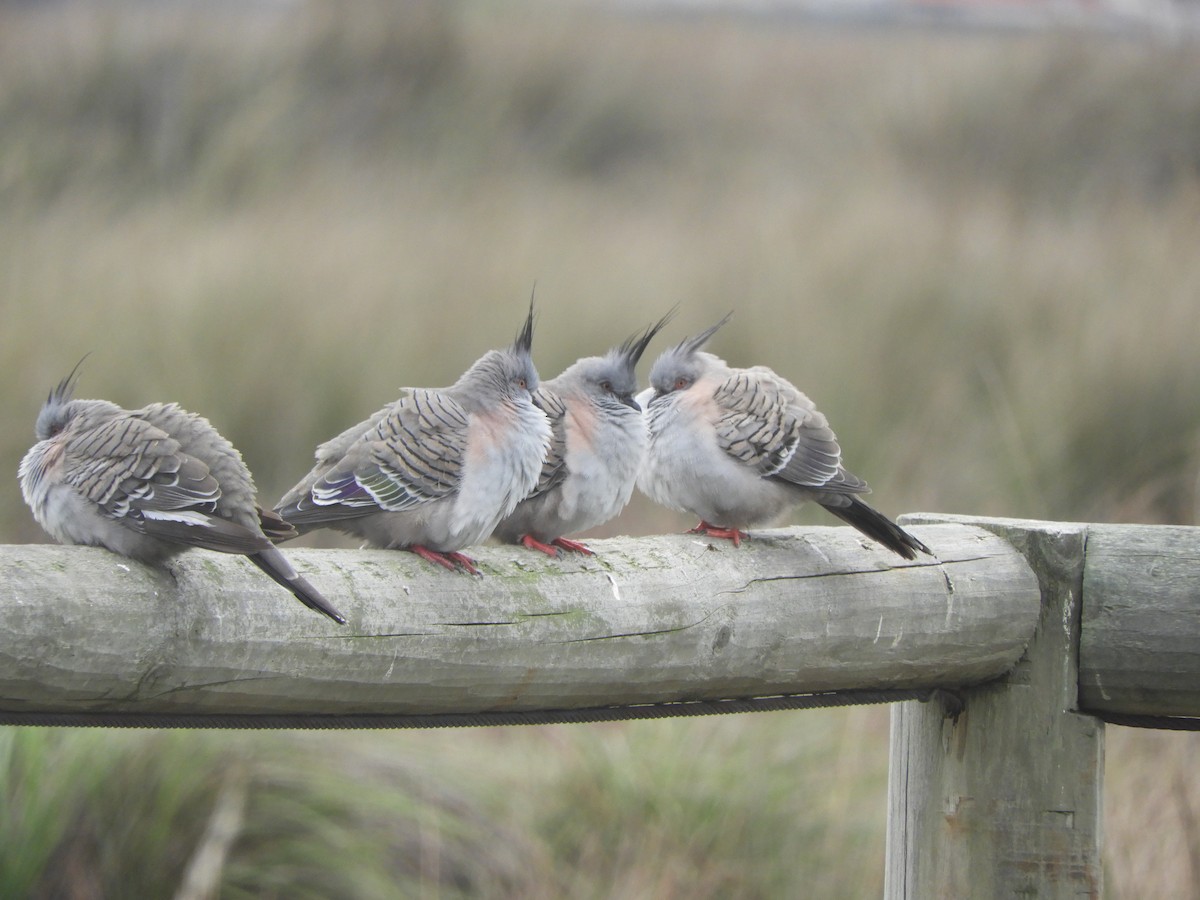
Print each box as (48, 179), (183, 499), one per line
(551, 537), (595, 556)
(519, 534), (562, 558)
(411, 545), (481, 576)
(688, 521), (749, 548)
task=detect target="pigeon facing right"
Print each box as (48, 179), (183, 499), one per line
(638, 314), (931, 559)
(274, 304), (552, 575)
(493, 311), (674, 557)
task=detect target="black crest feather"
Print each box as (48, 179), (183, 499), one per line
(514, 290), (536, 356)
(49, 353), (91, 407)
(678, 311), (733, 357)
(617, 306), (678, 369)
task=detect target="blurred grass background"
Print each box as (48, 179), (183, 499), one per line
(1, 0), (1199, 895)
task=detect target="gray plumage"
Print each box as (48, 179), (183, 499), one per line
(637, 314), (932, 560)
(18, 364), (346, 624)
(274, 305), (552, 574)
(493, 311), (674, 556)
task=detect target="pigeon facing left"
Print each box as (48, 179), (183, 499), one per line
(638, 314), (932, 560)
(18, 364), (347, 624)
(493, 311), (674, 557)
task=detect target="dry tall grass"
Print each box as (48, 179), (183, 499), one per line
(1, 1), (1198, 896)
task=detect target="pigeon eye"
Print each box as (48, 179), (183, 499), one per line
(600, 380), (613, 393)
(516, 377), (528, 390)
(673, 377), (690, 391)
(42, 413), (70, 438)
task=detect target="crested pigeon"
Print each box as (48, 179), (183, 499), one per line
(18, 363), (347, 624)
(637, 314), (931, 559)
(493, 311), (674, 556)
(274, 304), (552, 575)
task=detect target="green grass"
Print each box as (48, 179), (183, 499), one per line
(2, 1), (1199, 895)
(2, 713), (889, 899)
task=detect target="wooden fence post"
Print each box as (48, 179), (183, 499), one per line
(885, 515), (1104, 899)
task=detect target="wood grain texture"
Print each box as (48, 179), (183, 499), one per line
(886, 514), (1104, 900)
(0, 523), (1038, 724)
(1079, 524), (1200, 718)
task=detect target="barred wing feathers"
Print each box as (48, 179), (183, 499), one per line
(60, 414), (267, 554)
(712, 368), (868, 495)
(287, 389), (470, 523)
(525, 386), (569, 499)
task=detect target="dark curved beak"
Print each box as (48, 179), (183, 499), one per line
(621, 393), (640, 411)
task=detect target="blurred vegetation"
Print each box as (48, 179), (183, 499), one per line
(0, 715), (889, 899)
(1, 0), (1199, 896)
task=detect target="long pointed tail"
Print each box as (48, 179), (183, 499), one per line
(248, 546), (347, 625)
(820, 496), (932, 560)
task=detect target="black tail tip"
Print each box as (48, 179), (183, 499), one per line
(875, 525), (932, 561)
(892, 534), (933, 561)
(299, 587), (348, 625)
(822, 497), (933, 560)
(247, 551), (348, 625)
(323, 607), (349, 626)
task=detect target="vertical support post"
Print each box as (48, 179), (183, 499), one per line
(885, 517), (1104, 899)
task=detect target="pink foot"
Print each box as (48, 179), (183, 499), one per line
(411, 545), (481, 576)
(519, 534), (562, 558)
(688, 521), (749, 548)
(552, 537), (595, 556)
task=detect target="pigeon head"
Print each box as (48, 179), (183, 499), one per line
(558, 309), (676, 411)
(455, 301), (541, 408)
(34, 356), (91, 441)
(647, 312), (732, 400)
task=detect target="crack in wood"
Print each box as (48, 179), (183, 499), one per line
(556, 607), (726, 643)
(719, 557), (991, 596)
(142, 675), (277, 700)
(436, 620), (520, 627)
(558, 624), (698, 643)
(719, 569), (892, 594)
(337, 632), (434, 639)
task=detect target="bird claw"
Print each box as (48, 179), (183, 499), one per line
(411, 546), (482, 576)
(552, 537), (595, 556)
(688, 521), (749, 548)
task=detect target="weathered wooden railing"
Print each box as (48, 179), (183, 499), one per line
(1, 513), (1197, 898)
